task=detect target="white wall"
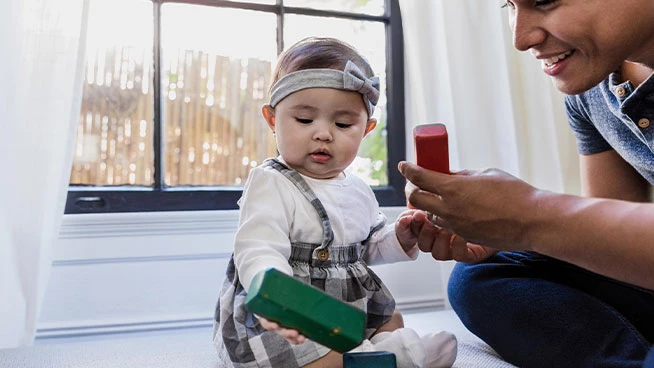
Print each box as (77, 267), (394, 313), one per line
(37, 208), (447, 339)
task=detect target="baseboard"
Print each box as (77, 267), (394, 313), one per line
(36, 297), (446, 340)
(396, 297), (446, 313)
(36, 316), (213, 340)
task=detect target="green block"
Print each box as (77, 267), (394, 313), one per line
(245, 268), (366, 353)
(343, 351), (397, 368)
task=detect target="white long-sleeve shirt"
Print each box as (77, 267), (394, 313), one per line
(234, 160), (418, 290)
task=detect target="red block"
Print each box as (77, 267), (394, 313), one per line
(413, 123), (450, 174)
(408, 124), (450, 209)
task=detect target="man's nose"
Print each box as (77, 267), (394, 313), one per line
(511, 10), (547, 52)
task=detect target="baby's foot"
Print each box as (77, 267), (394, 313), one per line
(369, 328), (425, 368)
(421, 331), (457, 368)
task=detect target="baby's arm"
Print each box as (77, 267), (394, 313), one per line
(235, 169), (306, 342)
(363, 210), (420, 265)
(234, 168), (295, 290)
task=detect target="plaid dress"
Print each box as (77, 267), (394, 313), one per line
(214, 158), (396, 368)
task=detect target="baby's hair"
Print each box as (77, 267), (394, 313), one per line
(268, 37), (375, 96)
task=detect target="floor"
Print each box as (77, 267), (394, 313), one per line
(1, 310), (514, 368)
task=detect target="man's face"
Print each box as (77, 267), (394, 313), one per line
(505, 0), (654, 94)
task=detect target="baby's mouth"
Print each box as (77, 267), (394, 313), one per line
(310, 150), (331, 162)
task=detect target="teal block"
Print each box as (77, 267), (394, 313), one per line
(343, 351), (397, 367)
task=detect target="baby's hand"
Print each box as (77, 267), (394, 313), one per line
(257, 316), (306, 345)
(395, 209), (429, 252)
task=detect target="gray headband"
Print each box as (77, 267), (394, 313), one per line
(269, 60), (380, 117)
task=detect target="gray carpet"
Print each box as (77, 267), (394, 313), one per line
(0, 310), (515, 367)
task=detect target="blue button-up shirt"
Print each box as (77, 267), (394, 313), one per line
(566, 71), (654, 184)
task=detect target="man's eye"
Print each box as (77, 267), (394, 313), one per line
(296, 118), (312, 124)
(535, 0), (557, 7)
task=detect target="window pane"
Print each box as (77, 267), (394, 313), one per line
(161, 4), (278, 186)
(70, 0), (154, 186)
(284, 0), (385, 15)
(284, 16), (388, 186)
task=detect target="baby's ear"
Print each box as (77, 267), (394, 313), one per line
(262, 104), (276, 130)
(364, 118), (377, 136)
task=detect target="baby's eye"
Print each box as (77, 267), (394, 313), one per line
(296, 118), (312, 124)
(500, 1), (514, 9)
(335, 122), (352, 129)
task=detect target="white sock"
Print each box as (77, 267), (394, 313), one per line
(370, 331), (392, 344)
(349, 338), (376, 353)
(420, 331), (457, 368)
(368, 328), (426, 368)
(350, 329), (457, 368)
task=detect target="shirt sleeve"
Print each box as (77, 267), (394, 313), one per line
(362, 212), (419, 265)
(233, 167), (295, 291)
(565, 94), (613, 155)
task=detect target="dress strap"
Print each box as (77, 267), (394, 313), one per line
(264, 158), (334, 265)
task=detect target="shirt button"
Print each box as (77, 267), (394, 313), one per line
(316, 249), (330, 261)
(638, 118), (651, 129)
(615, 86), (627, 97)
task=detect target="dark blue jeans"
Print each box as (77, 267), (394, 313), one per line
(448, 251), (654, 368)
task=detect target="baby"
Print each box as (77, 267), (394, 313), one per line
(214, 36), (457, 368)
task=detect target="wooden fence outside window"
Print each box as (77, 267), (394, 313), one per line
(70, 46), (277, 187)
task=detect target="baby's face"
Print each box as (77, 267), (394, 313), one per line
(271, 87), (374, 179)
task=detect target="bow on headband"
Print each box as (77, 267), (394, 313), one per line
(343, 61), (380, 111)
(269, 60), (381, 117)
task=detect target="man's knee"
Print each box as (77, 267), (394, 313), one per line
(447, 262), (486, 313)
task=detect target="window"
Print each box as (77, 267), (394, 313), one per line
(66, 0), (406, 213)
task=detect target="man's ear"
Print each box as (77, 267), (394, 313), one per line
(364, 118), (377, 136)
(262, 104), (276, 131)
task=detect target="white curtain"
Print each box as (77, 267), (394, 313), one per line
(0, 0), (87, 348)
(398, 1), (580, 307)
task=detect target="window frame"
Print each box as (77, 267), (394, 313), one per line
(65, 0), (406, 214)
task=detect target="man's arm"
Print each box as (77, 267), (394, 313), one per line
(580, 150), (651, 202)
(399, 153), (654, 289)
(528, 151), (654, 289)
